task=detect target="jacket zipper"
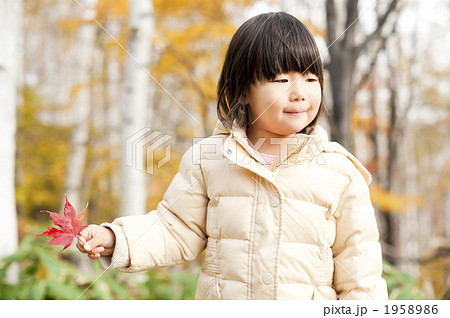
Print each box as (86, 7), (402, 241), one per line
(233, 133), (311, 169)
(269, 137), (311, 173)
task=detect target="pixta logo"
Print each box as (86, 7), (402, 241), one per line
(126, 127), (172, 175)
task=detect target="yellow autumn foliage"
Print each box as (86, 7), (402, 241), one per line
(16, 88), (71, 227)
(96, 0), (128, 18)
(370, 184), (424, 213)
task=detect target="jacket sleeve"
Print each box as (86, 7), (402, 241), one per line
(331, 166), (388, 300)
(101, 145), (208, 272)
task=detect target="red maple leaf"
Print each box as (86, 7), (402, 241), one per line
(36, 194), (88, 251)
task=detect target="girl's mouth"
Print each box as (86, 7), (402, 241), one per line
(284, 110), (306, 115)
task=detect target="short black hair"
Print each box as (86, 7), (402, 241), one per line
(217, 12), (325, 133)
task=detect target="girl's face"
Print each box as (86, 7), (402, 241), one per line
(246, 71), (322, 141)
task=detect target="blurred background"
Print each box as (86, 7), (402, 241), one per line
(0, 0), (449, 300)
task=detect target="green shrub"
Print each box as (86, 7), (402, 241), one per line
(2, 234), (431, 300)
(0, 232), (199, 300)
(383, 261), (426, 300)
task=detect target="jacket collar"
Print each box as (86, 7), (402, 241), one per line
(212, 120), (327, 168)
(212, 119), (328, 141)
(212, 120), (372, 185)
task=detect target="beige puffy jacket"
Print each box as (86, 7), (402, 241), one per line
(103, 121), (388, 300)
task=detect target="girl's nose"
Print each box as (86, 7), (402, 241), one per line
(289, 78), (306, 102)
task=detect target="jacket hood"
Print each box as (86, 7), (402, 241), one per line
(212, 120), (232, 136)
(212, 120), (372, 185)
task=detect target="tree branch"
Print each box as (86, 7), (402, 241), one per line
(343, 0), (359, 48)
(355, 0), (400, 55)
(355, 34), (388, 92)
(325, 0), (337, 45)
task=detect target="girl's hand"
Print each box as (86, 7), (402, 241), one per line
(76, 225), (116, 259)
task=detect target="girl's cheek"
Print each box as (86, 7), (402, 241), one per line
(311, 86), (322, 104)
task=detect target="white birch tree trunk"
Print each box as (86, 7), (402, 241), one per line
(120, 0), (155, 216)
(0, 0), (22, 284)
(64, 0), (97, 209)
(106, 19), (122, 201)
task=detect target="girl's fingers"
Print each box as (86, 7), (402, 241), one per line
(76, 240), (87, 253)
(76, 225), (112, 258)
(76, 235), (103, 256)
(84, 230), (104, 252)
(83, 244), (103, 259)
(77, 235), (87, 245)
(88, 252), (101, 259)
(91, 246), (104, 255)
(78, 227), (92, 242)
(76, 230), (93, 253)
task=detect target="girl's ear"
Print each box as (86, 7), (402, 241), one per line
(241, 93), (248, 106)
(244, 91), (250, 105)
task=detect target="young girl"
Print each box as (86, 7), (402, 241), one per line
(77, 12), (388, 300)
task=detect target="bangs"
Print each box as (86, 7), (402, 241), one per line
(248, 14), (322, 82)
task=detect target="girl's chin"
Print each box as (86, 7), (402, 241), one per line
(275, 129), (306, 138)
(287, 119), (312, 133)
(283, 124), (308, 135)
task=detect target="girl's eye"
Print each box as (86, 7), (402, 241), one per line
(274, 79), (288, 83)
(306, 77), (317, 82)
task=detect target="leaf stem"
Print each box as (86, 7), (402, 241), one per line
(75, 234), (86, 244)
